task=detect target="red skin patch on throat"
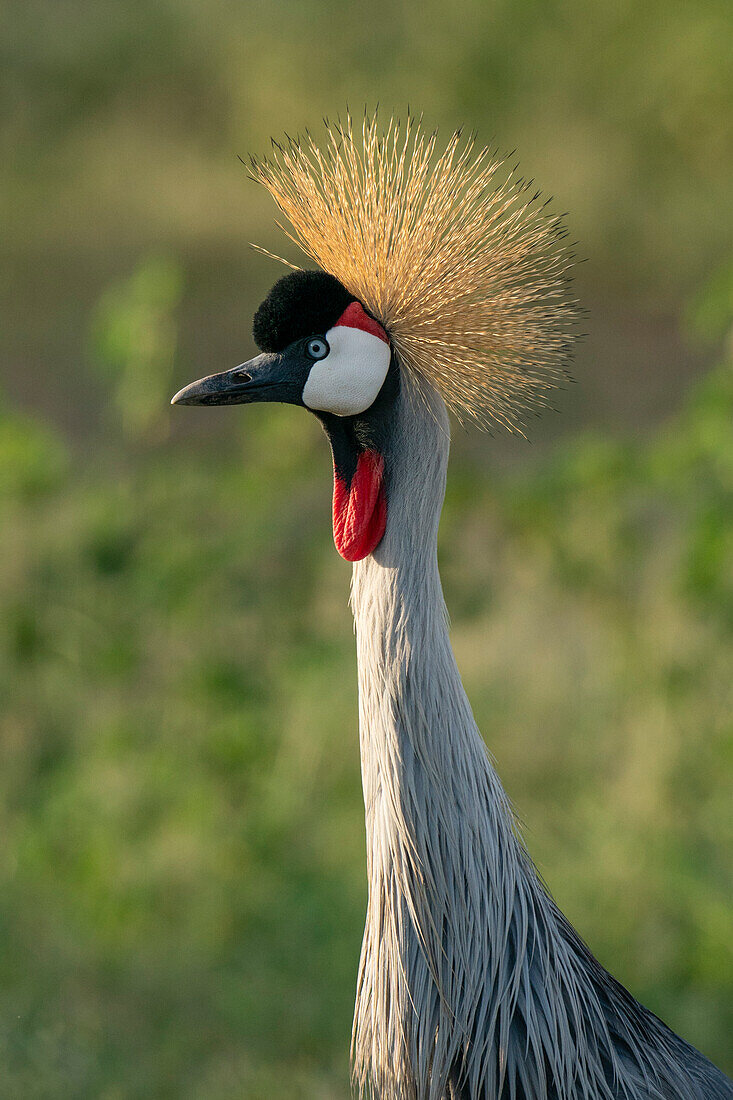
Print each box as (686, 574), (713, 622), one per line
(332, 450), (387, 561)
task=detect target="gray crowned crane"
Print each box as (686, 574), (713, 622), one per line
(172, 114), (733, 1100)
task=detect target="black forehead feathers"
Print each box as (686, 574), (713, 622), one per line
(252, 269), (355, 353)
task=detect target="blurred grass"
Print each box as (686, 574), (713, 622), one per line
(1, 0), (732, 1096)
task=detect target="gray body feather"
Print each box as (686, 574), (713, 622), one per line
(349, 383), (732, 1100)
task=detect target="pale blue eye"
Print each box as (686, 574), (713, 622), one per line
(307, 337), (329, 360)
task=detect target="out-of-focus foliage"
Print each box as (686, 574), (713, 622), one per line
(0, 394), (68, 503)
(687, 261), (733, 345)
(1, 0), (732, 1096)
(90, 256), (183, 441)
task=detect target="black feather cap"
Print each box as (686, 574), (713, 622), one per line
(252, 269), (355, 353)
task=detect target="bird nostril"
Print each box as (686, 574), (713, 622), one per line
(233, 370), (252, 383)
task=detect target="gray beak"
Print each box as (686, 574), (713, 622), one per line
(171, 352), (305, 408)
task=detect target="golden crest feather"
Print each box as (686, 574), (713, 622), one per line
(249, 111), (579, 431)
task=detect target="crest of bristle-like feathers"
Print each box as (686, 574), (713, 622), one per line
(248, 110), (579, 432)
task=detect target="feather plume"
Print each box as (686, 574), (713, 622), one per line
(249, 110), (579, 431)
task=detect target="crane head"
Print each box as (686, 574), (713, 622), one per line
(171, 268), (399, 561)
(172, 113), (579, 560)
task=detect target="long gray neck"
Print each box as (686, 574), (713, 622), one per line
(350, 384), (507, 867)
(349, 386), (524, 1099)
(347, 387), (716, 1100)
(351, 382), (471, 794)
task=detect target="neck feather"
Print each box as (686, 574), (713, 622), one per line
(350, 386), (528, 1098)
(347, 387), (701, 1100)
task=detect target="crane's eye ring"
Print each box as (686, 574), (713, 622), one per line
(306, 337), (329, 360)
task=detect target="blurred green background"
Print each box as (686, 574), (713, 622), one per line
(2, 2), (732, 1096)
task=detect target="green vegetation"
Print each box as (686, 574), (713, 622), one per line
(1, 1), (732, 1095)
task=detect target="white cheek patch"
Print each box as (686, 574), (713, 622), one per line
(302, 325), (391, 417)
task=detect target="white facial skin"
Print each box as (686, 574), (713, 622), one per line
(302, 325), (391, 417)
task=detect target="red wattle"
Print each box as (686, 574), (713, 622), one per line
(332, 450), (387, 561)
